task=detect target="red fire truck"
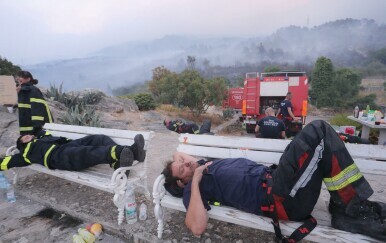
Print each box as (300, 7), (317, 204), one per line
(222, 87), (244, 111)
(240, 71), (309, 133)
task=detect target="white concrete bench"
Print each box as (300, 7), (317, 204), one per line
(153, 134), (386, 242)
(6, 123), (154, 225)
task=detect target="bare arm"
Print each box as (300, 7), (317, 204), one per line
(255, 124), (260, 133)
(185, 162), (212, 236)
(281, 131), (286, 139)
(287, 107), (299, 121)
(276, 108), (281, 117)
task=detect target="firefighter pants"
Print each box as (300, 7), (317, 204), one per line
(49, 135), (120, 171)
(272, 120), (373, 221)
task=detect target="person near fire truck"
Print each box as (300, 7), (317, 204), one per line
(255, 107), (285, 139)
(276, 92), (300, 137)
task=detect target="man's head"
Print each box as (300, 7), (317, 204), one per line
(286, 92), (292, 100)
(16, 135), (34, 150)
(265, 107), (275, 116)
(162, 158), (198, 197)
(163, 119), (170, 126)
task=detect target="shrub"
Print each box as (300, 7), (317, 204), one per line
(61, 104), (102, 127)
(133, 93), (156, 111)
(223, 108), (235, 119)
(329, 114), (361, 128)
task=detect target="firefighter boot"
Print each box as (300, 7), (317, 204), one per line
(130, 134), (146, 162)
(329, 199), (386, 241)
(112, 147), (134, 177)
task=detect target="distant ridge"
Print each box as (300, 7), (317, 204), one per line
(25, 18), (386, 93)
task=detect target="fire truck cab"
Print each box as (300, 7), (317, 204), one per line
(241, 71), (309, 133)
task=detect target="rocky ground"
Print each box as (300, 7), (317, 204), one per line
(0, 94), (331, 243)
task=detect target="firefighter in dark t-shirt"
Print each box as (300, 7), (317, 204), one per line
(255, 107), (285, 139)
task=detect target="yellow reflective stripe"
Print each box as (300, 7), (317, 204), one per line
(45, 131), (51, 135)
(111, 146), (117, 161)
(20, 127), (33, 132)
(23, 142), (32, 164)
(325, 173), (363, 191)
(1, 156), (11, 170)
(32, 116), (45, 121)
(323, 164), (363, 191)
(323, 164), (358, 183)
(213, 202), (221, 206)
(44, 145), (56, 168)
(30, 98), (53, 122)
(30, 98), (46, 104)
(18, 103), (31, 108)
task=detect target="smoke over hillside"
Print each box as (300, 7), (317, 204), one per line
(24, 18), (386, 93)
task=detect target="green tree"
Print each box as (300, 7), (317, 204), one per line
(206, 77), (228, 106)
(330, 68), (361, 108)
(0, 57), (21, 75)
(371, 47), (386, 65)
(147, 66), (179, 103)
(148, 68), (227, 116)
(310, 56), (334, 108)
(264, 66), (281, 73)
(187, 56), (196, 70)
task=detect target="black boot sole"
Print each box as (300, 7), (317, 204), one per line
(118, 147), (134, 177)
(134, 134), (146, 162)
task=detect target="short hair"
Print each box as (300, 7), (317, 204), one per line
(16, 135), (25, 150)
(265, 107), (275, 115)
(286, 92), (292, 96)
(161, 160), (184, 197)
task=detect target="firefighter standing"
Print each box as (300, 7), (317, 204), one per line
(276, 92), (300, 137)
(15, 71), (54, 136)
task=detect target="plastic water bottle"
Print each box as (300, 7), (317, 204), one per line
(354, 105), (359, 118)
(124, 185), (137, 224)
(0, 172), (15, 202)
(6, 183), (16, 203)
(0, 172), (8, 200)
(139, 202), (147, 221)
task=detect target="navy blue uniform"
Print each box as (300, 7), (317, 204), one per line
(183, 158), (268, 215)
(1, 133), (120, 171)
(279, 99), (293, 118)
(257, 116), (285, 139)
(18, 83), (54, 135)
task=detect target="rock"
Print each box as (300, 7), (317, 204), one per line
(0, 108), (19, 155)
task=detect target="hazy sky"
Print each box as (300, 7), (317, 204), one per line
(1, 0), (386, 65)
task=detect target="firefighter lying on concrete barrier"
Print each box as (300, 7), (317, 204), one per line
(162, 120), (386, 242)
(0, 130), (145, 176)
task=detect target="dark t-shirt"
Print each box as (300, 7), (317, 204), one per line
(257, 116), (285, 139)
(279, 99), (293, 117)
(182, 158), (268, 215)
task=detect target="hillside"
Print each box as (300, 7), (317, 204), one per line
(24, 18), (386, 93)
